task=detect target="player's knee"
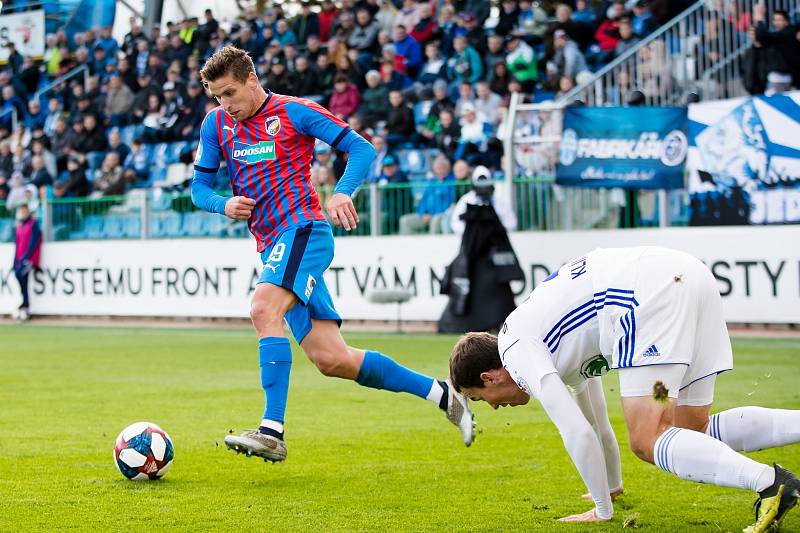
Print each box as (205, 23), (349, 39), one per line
(309, 346), (354, 378)
(628, 432), (656, 463)
(249, 301), (283, 328)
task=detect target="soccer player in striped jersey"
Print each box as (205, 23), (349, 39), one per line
(449, 246), (800, 532)
(191, 46), (474, 463)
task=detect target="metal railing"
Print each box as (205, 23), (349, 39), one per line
(0, 179), (695, 246)
(34, 64), (90, 101)
(0, 107), (18, 132)
(560, 0), (798, 106)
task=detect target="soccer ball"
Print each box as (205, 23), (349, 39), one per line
(114, 422), (174, 480)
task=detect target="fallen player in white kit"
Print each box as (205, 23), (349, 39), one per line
(449, 246), (800, 532)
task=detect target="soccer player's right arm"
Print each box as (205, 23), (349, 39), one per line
(191, 111), (228, 215)
(501, 337), (613, 520)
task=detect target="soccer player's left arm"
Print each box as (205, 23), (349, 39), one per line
(574, 378), (623, 501)
(286, 100), (376, 231)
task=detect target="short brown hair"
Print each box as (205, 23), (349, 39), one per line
(449, 332), (501, 391)
(200, 45), (255, 84)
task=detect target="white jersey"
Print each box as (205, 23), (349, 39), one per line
(498, 246), (732, 398)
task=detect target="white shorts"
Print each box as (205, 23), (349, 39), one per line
(610, 248), (733, 389)
(618, 364), (718, 406)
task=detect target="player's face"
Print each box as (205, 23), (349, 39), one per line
(461, 369), (530, 410)
(206, 72), (261, 122)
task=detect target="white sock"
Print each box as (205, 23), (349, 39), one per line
(654, 427), (775, 492)
(260, 419), (284, 433)
(707, 407), (800, 452)
(426, 380), (446, 407)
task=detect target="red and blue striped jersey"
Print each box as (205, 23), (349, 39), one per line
(194, 92), (360, 252)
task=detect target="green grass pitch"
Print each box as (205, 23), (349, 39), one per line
(1, 325), (799, 532)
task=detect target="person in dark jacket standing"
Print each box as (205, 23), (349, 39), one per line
(12, 203), (42, 322)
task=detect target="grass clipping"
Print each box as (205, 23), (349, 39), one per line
(653, 380), (670, 403)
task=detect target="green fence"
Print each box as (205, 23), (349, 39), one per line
(0, 179), (690, 244)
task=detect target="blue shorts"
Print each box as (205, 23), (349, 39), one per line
(258, 221), (341, 343)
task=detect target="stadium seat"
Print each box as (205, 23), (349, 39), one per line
(149, 166), (167, 185)
(206, 213), (232, 237)
(104, 214), (141, 239)
(182, 211), (210, 237)
(71, 215), (105, 240)
(168, 142), (189, 163)
(118, 125), (137, 144)
(148, 190), (174, 212)
(161, 212), (183, 237)
(397, 149), (429, 175)
(0, 219), (12, 242)
(152, 143), (171, 168)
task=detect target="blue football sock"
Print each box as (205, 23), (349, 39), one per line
(356, 350), (436, 401)
(259, 337), (292, 425)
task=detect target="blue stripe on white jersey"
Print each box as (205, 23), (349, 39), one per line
(543, 288), (640, 365)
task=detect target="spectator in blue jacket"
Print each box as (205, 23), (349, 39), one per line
(393, 25), (423, 77)
(399, 156), (457, 234)
(24, 100), (47, 131)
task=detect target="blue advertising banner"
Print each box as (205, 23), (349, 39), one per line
(556, 107), (688, 189)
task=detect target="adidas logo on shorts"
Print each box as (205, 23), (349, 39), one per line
(643, 344), (661, 357)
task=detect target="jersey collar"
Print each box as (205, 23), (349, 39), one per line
(240, 91), (271, 123)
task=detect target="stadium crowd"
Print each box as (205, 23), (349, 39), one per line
(0, 0), (798, 235)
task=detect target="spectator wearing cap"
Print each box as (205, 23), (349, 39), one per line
(547, 30), (589, 89)
(399, 155), (457, 235)
(329, 74), (362, 119)
(446, 34), (482, 91)
(506, 34), (539, 93)
(458, 11), (488, 56)
(450, 165), (516, 235)
(358, 70), (390, 129)
(631, 1), (654, 37)
(265, 57), (295, 95)
(393, 25), (423, 78)
(312, 140), (337, 183)
(394, 0), (422, 35)
(409, 3), (439, 45)
(294, 2), (320, 44)
(385, 90), (416, 148)
(104, 74), (135, 127)
(374, 153), (414, 233)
